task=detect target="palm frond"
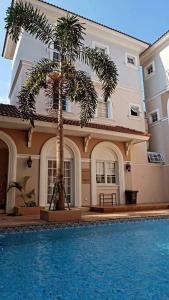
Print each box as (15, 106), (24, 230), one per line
(79, 47), (118, 101)
(54, 14), (85, 62)
(7, 176), (31, 192)
(5, 1), (54, 44)
(64, 67), (97, 126)
(19, 176), (31, 190)
(18, 58), (59, 126)
(7, 182), (22, 192)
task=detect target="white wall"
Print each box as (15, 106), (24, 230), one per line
(142, 40), (169, 162)
(9, 6), (145, 131)
(142, 41), (169, 101)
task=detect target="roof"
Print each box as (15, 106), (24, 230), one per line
(39, 0), (150, 46)
(0, 104), (149, 137)
(2, 0), (150, 58)
(140, 30), (169, 58)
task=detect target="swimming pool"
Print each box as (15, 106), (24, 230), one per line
(1, 219), (169, 300)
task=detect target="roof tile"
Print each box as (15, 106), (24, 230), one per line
(0, 103), (149, 137)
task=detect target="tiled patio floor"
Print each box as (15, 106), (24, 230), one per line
(1, 208), (169, 228)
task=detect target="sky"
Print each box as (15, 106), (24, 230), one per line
(1, 0), (169, 103)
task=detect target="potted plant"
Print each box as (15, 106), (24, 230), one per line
(8, 176), (42, 215)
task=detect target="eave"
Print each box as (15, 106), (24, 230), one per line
(140, 31), (169, 64)
(2, 0), (150, 60)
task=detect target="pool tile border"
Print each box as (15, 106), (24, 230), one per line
(1, 215), (169, 234)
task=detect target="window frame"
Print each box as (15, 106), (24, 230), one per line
(96, 160), (118, 185)
(92, 41), (109, 55)
(95, 98), (113, 120)
(125, 52), (138, 68)
(47, 159), (73, 204)
(144, 61), (155, 79)
(148, 109), (160, 124)
(96, 160), (105, 184)
(129, 103), (142, 119)
(95, 99), (109, 119)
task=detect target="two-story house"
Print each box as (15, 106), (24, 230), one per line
(0, 0), (164, 213)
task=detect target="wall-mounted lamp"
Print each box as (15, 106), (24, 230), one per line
(27, 156), (32, 168)
(126, 162), (131, 172)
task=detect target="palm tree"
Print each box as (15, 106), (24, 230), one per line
(5, 1), (118, 210)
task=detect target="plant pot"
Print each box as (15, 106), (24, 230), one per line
(14, 206), (43, 216)
(125, 190), (138, 205)
(40, 209), (82, 222)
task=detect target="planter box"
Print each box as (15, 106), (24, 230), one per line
(14, 206), (42, 216)
(40, 209), (82, 222)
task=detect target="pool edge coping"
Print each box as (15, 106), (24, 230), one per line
(1, 214), (169, 234)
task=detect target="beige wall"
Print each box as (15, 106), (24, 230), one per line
(15, 158), (40, 206)
(0, 127), (167, 207)
(129, 143), (165, 203)
(131, 164), (165, 203)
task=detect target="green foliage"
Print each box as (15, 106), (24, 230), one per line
(7, 176), (36, 207)
(55, 14), (85, 62)
(5, 1), (118, 127)
(80, 47), (118, 101)
(18, 58), (59, 126)
(64, 67), (97, 126)
(5, 1), (54, 44)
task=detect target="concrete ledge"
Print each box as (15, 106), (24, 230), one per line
(40, 209), (82, 222)
(14, 206), (42, 216)
(90, 203), (169, 213)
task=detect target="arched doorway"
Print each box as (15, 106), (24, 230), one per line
(0, 131), (17, 213)
(0, 140), (8, 212)
(39, 137), (81, 207)
(91, 141), (125, 205)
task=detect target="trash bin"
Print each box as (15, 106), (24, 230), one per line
(125, 190), (138, 205)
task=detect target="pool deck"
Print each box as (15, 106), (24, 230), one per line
(1, 206), (169, 228)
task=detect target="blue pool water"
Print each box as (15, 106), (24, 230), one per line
(1, 220), (169, 300)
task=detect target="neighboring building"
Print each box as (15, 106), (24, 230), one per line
(0, 0), (165, 213)
(140, 31), (169, 203)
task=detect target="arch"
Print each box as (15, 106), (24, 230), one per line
(39, 137), (81, 207)
(0, 131), (17, 213)
(91, 141), (125, 205)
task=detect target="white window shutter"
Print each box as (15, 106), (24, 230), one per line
(95, 106), (98, 117)
(66, 97), (71, 112)
(107, 100), (113, 119)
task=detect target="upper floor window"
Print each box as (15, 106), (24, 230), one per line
(97, 100), (108, 118)
(92, 41), (109, 55)
(144, 61), (155, 79)
(129, 104), (141, 117)
(48, 42), (60, 61)
(149, 109), (159, 124)
(95, 99), (113, 119)
(125, 53), (137, 67)
(96, 161), (117, 184)
(53, 94), (70, 112)
(95, 46), (106, 55)
(53, 41), (60, 61)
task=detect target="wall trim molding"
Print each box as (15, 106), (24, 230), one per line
(17, 154), (40, 159)
(39, 137), (81, 207)
(91, 141), (125, 205)
(0, 131), (17, 213)
(81, 158), (91, 163)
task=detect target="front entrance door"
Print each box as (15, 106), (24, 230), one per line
(47, 159), (73, 206)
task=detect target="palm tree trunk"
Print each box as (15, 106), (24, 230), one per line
(57, 66), (65, 210)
